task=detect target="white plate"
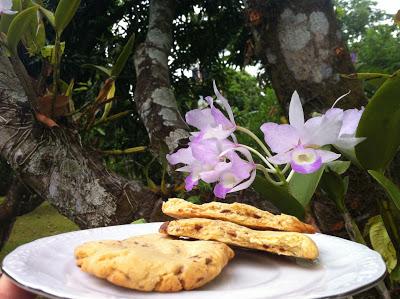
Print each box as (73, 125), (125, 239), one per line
(2, 222), (386, 299)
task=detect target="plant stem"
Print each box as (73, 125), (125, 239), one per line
(51, 33), (61, 118)
(238, 144), (275, 172)
(236, 125), (272, 157)
(256, 164), (284, 185)
(100, 146), (146, 155)
(286, 170), (295, 182)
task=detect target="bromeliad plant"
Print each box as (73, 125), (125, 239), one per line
(168, 81), (363, 199)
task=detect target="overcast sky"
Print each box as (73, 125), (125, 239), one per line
(375, 0), (398, 14)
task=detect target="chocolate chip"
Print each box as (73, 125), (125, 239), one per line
(174, 266), (183, 275)
(196, 277), (204, 283)
(253, 214), (261, 219)
(159, 221), (170, 233)
(227, 231), (237, 238)
(194, 224), (203, 231)
(262, 245), (269, 249)
(205, 258), (212, 265)
(220, 209), (231, 213)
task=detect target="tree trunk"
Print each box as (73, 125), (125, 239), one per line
(249, 0), (366, 115)
(134, 0), (189, 159)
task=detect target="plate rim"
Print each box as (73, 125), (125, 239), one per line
(1, 223), (388, 299)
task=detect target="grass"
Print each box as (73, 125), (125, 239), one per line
(0, 202), (79, 262)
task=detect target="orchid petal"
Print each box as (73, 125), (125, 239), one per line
(315, 149), (341, 163)
(340, 108), (364, 137)
(226, 151), (253, 180)
(213, 81), (235, 125)
(303, 108), (343, 146)
(289, 91), (304, 131)
(200, 162), (231, 183)
(185, 175), (198, 191)
(290, 147), (322, 174)
(185, 108), (215, 130)
(260, 123), (300, 153)
(190, 138), (220, 164)
(166, 147), (193, 165)
(230, 169), (256, 193)
(214, 183), (231, 199)
(205, 96), (233, 130)
(334, 136), (366, 149)
(201, 125), (233, 140)
(268, 151), (292, 165)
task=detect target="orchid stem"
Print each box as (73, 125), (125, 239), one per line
(238, 144), (276, 172)
(281, 163), (290, 174)
(286, 170), (295, 182)
(256, 164), (284, 185)
(236, 125), (272, 157)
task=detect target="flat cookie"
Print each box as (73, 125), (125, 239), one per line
(163, 198), (316, 233)
(160, 219), (319, 260)
(75, 233), (234, 292)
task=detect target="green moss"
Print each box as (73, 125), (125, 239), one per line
(0, 202), (79, 262)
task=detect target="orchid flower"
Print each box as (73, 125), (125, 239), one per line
(185, 81), (236, 140)
(0, 0), (16, 14)
(167, 135), (255, 198)
(333, 107), (365, 150)
(261, 91), (342, 174)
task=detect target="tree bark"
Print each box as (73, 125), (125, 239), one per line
(249, 0), (366, 115)
(0, 53), (166, 228)
(134, 0), (189, 159)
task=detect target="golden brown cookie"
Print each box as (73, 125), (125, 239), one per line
(162, 198), (316, 233)
(160, 219), (319, 260)
(75, 233), (234, 292)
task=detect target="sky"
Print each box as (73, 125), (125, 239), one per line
(375, 0), (398, 14)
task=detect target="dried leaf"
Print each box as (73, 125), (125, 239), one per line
(395, 10), (400, 26)
(35, 112), (58, 127)
(36, 94), (69, 117)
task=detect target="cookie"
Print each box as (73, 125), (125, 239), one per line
(160, 219), (319, 260)
(75, 233), (234, 292)
(162, 198), (315, 233)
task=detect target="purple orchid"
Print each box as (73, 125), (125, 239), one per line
(185, 81), (236, 140)
(167, 136), (256, 198)
(261, 91), (342, 174)
(167, 82), (256, 198)
(0, 0), (16, 14)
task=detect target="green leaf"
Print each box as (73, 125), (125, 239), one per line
(356, 71), (400, 171)
(288, 167), (324, 207)
(111, 33), (135, 77)
(0, 0), (22, 33)
(82, 64), (112, 77)
(6, 6), (38, 55)
(131, 218), (146, 224)
(38, 5), (55, 28)
(368, 215), (397, 273)
(253, 176), (305, 219)
(54, 0), (80, 35)
(319, 170), (346, 212)
(186, 196), (201, 204)
(391, 263), (400, 282)
(368, 170), (400, 211)
(327, 160), (351, 175)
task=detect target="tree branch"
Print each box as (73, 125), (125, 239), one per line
(0, 52), (165, 229)
(134, 0), (189, 159)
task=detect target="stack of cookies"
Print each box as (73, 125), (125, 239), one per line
(160, 198), (318, 260)
(74, 198), (318, 293)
